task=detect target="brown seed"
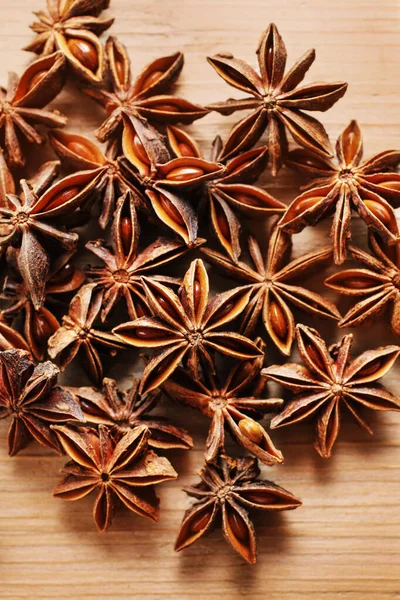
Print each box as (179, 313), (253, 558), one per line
(44, 186), (80, 211)
(67, 140), (99, 163)
(227, 510), (248, 542)
(364, 199), (392, 226)
(156, 294), (178, 319)
(231, 192), (262, 207)
(32, 312), (55, 344)
(242, 490), (277, 505)
(51, 263), (73, 285)
(305, 343), (325, 371)
(135, 300), (148, 318)
(193, 280), (201, 312)
(212, 300), (234, 322)
(291, 195), (325, 217)
(215, 209), (230, 239)
(238, 418), (264, 444)
(135, 327), (163, 340)
(178, 142), (194, 157)
(153, 103), (180, 112)
(115, 59), (125, 84)
(142, 69), (163, 90)
(269, 300), (288, 340)
(165, 166), (205, 182)
(158, 193), (185, 226)
(27, 70), (47, 91)
(344, 277), (374, 289)
(379, 180), (400, 192)
(190, 508), (212, 533)
(67, 38), (99, 73)
(344, 130), (359, 164)
(357, 358), (381, 378)
(120, 217), (133, 255)
(133, 134), (150, 165)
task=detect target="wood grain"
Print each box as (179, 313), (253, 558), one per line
(0, 0), (400, 598)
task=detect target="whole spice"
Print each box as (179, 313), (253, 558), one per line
(279, 120), (400, 264)
(52, 424), (177, 531)
(206, 23), (347, 174)
(113, 258), (263, 394)
(0, 349), (84, 456)
(73, 376), (193, 450)
(175, 454), (301, 564)
(263, 324), (400, 458)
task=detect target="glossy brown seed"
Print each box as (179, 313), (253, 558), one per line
(51, 263), (73, 285)
(27, 70), (47, 91)
(231, 192), (263, 207)
(227, 510), (248, 542)
(238, 418), (264, 444)
(357, 358), (382, 378)
(165, 166), (205, 182)
(292, 195), (325, 217)
(120, 217), (133, 255)
(67, 140), (99, 163)
(270, 300), (288, 339)
(380, 180), (400, 191)
(44, 186), (80, 210)
(136, 327), (164, 340)
(158, 193), (185, 226)
(364, 199), (392, 226)
(190, 507), (212, 533)
(142, 70), (163, 90)
(343, 130), (359, 164)
(212, 300), (234, 322)
(67, 38), (99, 73)
(178, 143), (194, 157)
(156, 294), (179, 319)
(153, 103), (180, 112)
(115, 60), (125, 84)
(33, 312), (55, 344)
(135, 301), (148, 318)
(242, 490), (277, 505)
(343, 277), (374, 289)
(216, 211), (230, 239)
(193, 280), (201, 312)
(133, 134), (150, 165)
(305, 343), (325, 371)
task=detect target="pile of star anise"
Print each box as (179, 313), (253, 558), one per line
(0, 0), (399, 565)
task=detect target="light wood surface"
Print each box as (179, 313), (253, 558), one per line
(1, 1), (400, 598)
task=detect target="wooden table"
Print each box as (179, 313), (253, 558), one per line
(0, 0), (400, 598)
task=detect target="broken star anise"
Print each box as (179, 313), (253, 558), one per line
(83, 36), (208, 143)
(52, 423), (177, 531)
(73, 376), (193, 450)
(175, 454), (301, 564)
(48, 283), (128, 384)
(263, 324), (400, 458)
(206, 23), (347, 174)
(25, 0), (114, 83)
(279, 120), (400, 264)
(0, 52), (67, 168)
(0, 348), (84, 456)
(325, 233), (400, 334)
(202, 225), (340, 355)
(86, 190), (187, 321)
(113, 258), (263, 394)
(161, 339), (284, 465)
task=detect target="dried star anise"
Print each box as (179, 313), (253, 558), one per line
(0, 52), (67, 168)
(162, 339), (284, 465)
(1, 248), (85, 360)
(0, 312), (30, 352)
(72, 377), (193, 450)
(0, 168), (103, 309)
(325, 233), (400, 333)
(175, 454), (301, 564)
(83, 36), (208, 143)
(206, 23), (347, 174)
(113, 258), (263, 394)
(167, 125), (285, 261)
(120, 113), (222, 246)
(86, 191), (187, 322)
(48, 283), (127, 384)
(279, 120), (400, 264)
(52, 423), (177, 531)
(25, 0), (114, 83)
(263, 324), (400, 458)
(0, 348), (84, 456)
(202, 225), (340, 354)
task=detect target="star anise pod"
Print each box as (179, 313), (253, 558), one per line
(52, 423), (177, 531)
(120, 113), (222, 246)
(202, 225), (340, 354)
(175, 454), (301, 564)
(279, 120), (400, 264)
(0, 167), (103, 309)
(206, 23), (347, 174)
(24, 0), (113, 83)
(162, 339), (284, 465)
(1, 248), (85, 360)
(113, 258), (263, 394)
(325, 233), (400, 333)
(0, 348), (84, 456)
(167, 125), (285, 261)
(0, 52), (67, 168)
(86, 191), (187, 322)
(72, 377), (193, 450)
(48, 283), (128, 384)
(83, 36), (208, 143)
(0, 312), (30, 352)
(263, 324), (400, 458)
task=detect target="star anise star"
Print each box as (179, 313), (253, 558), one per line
(113, 258), (263, 394)
(48, 283), (128, 384)
(325, 233), (400, 334)
(86, 190), (187, 321)
(83, 36), (208, 143)
(202, 225), (340, 354)
(0, 52), (67, 168)
(73, 376), (193, 450)
(0, 349), (84, 456)
(52, 424), (177, 531)
(161, 340), (283, 465)
(25, 0), (114, 83)
(263, 324), (400, 458)
(280, 120), (400, 264)
(206, 23), (347, 174)
(175, 454), (301, 564)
